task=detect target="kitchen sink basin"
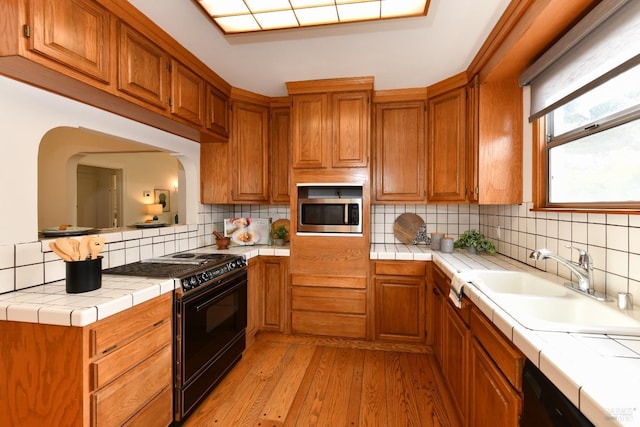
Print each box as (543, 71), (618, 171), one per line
(468, 270), (569, 297)
(466, 269), (640, 335)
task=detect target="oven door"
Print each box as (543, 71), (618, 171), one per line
(175, 269), (247, 420)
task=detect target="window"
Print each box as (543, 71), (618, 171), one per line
(546, 61), (640, 207)
(521, 0), (640, 210)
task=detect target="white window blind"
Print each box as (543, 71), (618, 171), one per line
(519, 0), (640, 122)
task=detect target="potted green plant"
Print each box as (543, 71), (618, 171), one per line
(272, 225), (288, 246)
(454, 229), (496, 254)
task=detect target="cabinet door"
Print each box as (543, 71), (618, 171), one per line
(270, 107), (291, 203)
(431, 284), (444, 366)
(246, 259), (260, 346)
(427, 87), (467, 203)
(466, 76), (480, 203)
(469, 339), (521, 427)
(30, 0), (110, 83)
(231, 101), (269, 202)
(206, 84), (230, 139)
(117, 22), (169, 110)
(200, 141), (230, 204)
(170, 59), (204, 126)
(291, 93), (328, 168)
(374, 101), (426, 202)
(443, 301), (469, 422)
(261, 257), (288, 332)
(374, 275), (425, 342)
(331, 91), (369, 167)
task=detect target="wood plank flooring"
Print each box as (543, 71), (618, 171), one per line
(184, 334), (460, 427)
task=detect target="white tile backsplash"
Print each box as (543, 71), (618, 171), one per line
(0, 245), (14, 269)
(15, 264), (44, 290)
(480, 202), (640, 297)
(0, 269), (14, 293)
(16, 242), (43, 266)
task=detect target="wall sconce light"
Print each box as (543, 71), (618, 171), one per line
(146, 203), (163, 221)
(172, 181), (178, 191)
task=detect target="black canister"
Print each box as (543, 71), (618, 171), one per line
(65, 256), (102, 293)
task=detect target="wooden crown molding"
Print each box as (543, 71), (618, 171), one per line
(286, 76), (374, 95)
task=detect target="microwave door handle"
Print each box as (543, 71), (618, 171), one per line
(344, 204), (349, 225)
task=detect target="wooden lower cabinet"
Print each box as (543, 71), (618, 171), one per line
(468, 306), (524, 427)
(431, 264), (524, 426)
(431, 271), (445, 365)
(372, 261), (426, 343)
(247, 256), (289, 347)
(0, 293), (173, 427)
(442, 299), (470, 423)
(260, 256), (288, 332)
(469, 339), (521, 426)
(290, 274), (367, 339)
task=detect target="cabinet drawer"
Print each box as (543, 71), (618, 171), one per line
(89, 293), (171, 357)
(291, 273), (367, 289)
(91, 344), (171, 426)
(123, 385), (173, 427)
(470, 307), (524, 391)
(432, 264), (449, 295)
(374, 261), (426, 277)
(292, 311), (366, 338)
(90, 320), (171, 390)
(291, 287), (366, 314)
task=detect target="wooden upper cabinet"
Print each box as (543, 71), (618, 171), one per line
(331, 91), (369, 168)
(288, 77), (373, 170)
(476, 78), (523, 205)
(30, 0), (111, 83)
(170, 59), (204, 126)
(206, 84), (230, 139)
(231, 100), (269, 202)
(117, 22), (169, 110)
(270, 107), (291, 203)
(466, 76), (480, 203)
(427, 86), (467, 203)
(291, 93), (328, 168)
(373, 101), (426, 202)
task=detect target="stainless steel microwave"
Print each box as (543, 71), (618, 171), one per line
(297, 185), (363, 234)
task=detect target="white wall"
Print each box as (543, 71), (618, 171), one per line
(0, 76), (200, 245)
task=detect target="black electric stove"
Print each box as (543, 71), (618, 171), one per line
(103, 251), (246, 296)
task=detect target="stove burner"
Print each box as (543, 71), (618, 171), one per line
(196, 254), (225, 260)
(172, 253), (197, 258)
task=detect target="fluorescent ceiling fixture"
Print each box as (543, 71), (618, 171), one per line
(195, 0), (430, 34)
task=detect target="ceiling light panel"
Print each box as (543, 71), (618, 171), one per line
(254, 10), (299, 30)
(296, 6), (339, 26)
(337, 2), (380, 22)
(245, 0), (291, 13)
(196, 0), (429, 34)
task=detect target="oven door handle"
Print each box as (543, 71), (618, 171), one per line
(194, 279), (246, 312)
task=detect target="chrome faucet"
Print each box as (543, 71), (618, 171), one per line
(529, 246), (609, 301)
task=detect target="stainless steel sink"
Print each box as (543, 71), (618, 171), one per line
(466, 269), (640, 335)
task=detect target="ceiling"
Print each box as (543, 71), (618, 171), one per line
(127, 0), (512, 97)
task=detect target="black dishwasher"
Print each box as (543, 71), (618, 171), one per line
(520, 360), (594, 427)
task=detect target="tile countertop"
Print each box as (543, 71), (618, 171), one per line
(0, 245), (290, 328)
(1, 242), (638, 425)
(424, 250), (640, 427)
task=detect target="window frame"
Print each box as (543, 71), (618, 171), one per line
(534, 109), (640, 212)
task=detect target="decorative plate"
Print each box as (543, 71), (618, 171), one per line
(41, 226), (97, 237)
(132, 222), (167, 228)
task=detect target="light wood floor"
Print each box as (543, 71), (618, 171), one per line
(184, 334), (460, 427)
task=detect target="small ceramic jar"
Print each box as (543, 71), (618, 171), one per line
(441, 237), (454, 253)
(430, 232), (444, 250)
